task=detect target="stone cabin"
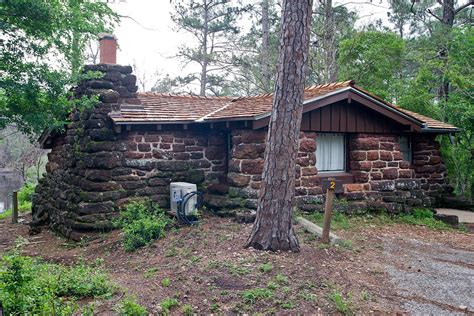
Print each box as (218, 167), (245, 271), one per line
(33, 38), (458, 238)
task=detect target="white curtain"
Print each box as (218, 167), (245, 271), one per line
(316, 134), (345, 171)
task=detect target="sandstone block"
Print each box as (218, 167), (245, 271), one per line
(240, 130), (267, 143)
(241, 159), (264, 175)
(380, 142), (394, 151)
(353, 171), (369, 182)
(233, 143), (265, 159)
(228, 173), (251, 187)
(299, 139), (316, 152)
(206, 147), (225, 160)
(344, 183), (364, 192)
(380, 151), (393, 161)
(350, 151), (367, 161)
(382, 168), (398, 179)
(367, 151), (379, 161)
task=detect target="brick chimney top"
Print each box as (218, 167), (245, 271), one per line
(99, 33), (117, 64)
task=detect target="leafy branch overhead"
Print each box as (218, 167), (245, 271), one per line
(0, 0), (119, 135)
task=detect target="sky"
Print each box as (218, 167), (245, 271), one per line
(108, 0), (393, 92)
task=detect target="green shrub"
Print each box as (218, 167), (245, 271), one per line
(0, 251), (114, 315)
(18, 183), (35, 212)
(116, 296), (148, 316)
(0, 209), (12, 220)
(114, 200), (173, 251)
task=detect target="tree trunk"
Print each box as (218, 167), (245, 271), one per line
(442, 0), (455, 27)
(438, 0), (455, 104)
(323, 0), (336, 82)
(261, 0), (271, 92)
(245, 0), (313, 252)
(200, 0), (209, 96)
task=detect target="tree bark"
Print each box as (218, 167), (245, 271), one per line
(323, 0), (337, 82)
(200, 0), (209, 96)
(261, 0), (271, 92)
(438, 0), (455, 103)
(245, 0), (313, 252)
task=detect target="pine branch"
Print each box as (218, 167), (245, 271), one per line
(455, 0), (474, 15)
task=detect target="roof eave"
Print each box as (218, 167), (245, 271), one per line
(420, 127), (459, 134)
(112, 120), (197, 125)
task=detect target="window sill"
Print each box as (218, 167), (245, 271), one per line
(317, 172), (354, 184)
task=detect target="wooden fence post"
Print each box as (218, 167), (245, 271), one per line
(321, 178), (336, 244)
(12, 191), (18, 224)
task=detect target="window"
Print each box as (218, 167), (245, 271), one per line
(316, 133), (345, 172)
(399, 136), (412, 162)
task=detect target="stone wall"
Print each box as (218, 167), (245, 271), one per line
(224, 130), (449, 214)
(411, 134), (448, 204)
(32, 65), (226, 238)
(32, 64), (450, 235)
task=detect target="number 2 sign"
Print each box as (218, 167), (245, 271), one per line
(322, 179), (343, 193)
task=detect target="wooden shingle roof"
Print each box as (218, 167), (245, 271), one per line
(110, 81), (458, 132)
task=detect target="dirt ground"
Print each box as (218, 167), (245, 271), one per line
(0, 214), (472, 315)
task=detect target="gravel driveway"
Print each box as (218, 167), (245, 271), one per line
(383, 236), (474, 315)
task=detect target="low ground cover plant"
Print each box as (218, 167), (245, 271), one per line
(303, 207), (453, 231)
(114, 199), (174, 251)
(0, 249), (114, 315)
(116, 296), (148, 316)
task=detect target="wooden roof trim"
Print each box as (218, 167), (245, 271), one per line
(251, 87), (425, 131)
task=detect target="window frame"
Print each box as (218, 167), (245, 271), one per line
(399, 135), (412, 164)
(315, 133), (347, 173)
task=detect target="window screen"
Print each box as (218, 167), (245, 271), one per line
(316, 134), (345, 172)
(399, 136), (412, 162)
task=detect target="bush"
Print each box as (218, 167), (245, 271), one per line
(0, 250), (115, 315)
(114, 200), (173, 251)
(18, 183), (35, 212)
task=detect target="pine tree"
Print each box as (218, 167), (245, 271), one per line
(245, 0), (313, 252)
(171, 0), (248, 96)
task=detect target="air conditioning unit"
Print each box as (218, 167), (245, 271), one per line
(170, 182), (197, 216)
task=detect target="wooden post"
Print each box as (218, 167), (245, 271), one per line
(12, 191), (18, 224)
(321, 178), (335, 244)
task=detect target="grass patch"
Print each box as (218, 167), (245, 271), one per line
(274, 273), (289, 285)
(303, 211), (351, 230)
(161, 277), (171, 287)
(328, 289), (353, 315)
(0, 250), (115, 315)
(398, 208), (451, 230)
(182, 304), (194, 315)
(116, 296), (148, 316)
(241, 288), (273, 304)
(258, 262), (273, 273)
(160, 297), (179, 313)
(225, 261), (252, 276)
(303, 208), (456, 232)
(143, 267), (158, 279)
(114, 199), (174, 251)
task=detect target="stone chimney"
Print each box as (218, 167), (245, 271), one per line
(99, 34), (117, 64)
